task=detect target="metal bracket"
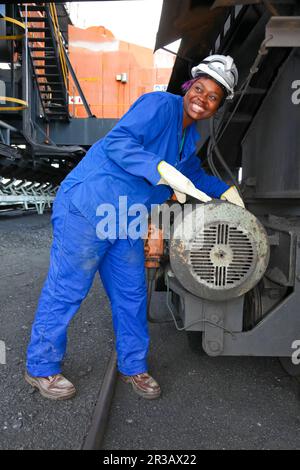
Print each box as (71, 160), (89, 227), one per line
(0, 178), (57, 214)
(203, 305), (225, 356)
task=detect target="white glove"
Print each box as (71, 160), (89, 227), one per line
(157, 161), (212, 204)
(170, 190), (187, 204)
(220, 186), (245, 208)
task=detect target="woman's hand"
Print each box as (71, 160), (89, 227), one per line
(220, 186), (245, 207)
(157, 161), (211, 204)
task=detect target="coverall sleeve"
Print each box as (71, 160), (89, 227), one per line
(102, 93), (172, 185)
(180, 155), (230, 198)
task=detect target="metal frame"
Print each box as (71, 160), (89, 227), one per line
(0, 177), (57, 214)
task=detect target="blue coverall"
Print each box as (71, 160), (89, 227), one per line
(26, 92), (229, 377)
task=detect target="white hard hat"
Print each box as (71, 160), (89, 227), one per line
(191, 54), (238, 100)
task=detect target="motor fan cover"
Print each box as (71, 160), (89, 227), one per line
(169, 201), (270, 301)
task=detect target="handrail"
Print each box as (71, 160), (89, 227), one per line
(0, 16), (25, 40)
(0, 96), (28, 111)
(62, 45), (94, 118)
(48, 3), (68, 89)
(48, 2), (93, 118)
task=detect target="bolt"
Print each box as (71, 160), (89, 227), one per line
(209, 341), (221, 352)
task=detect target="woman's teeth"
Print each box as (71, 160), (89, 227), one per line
(191, 103), (204, 113)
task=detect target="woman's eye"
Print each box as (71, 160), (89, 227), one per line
(209, 96), (217, 101)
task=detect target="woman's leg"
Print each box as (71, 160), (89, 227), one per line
(99, 238), (149, 376)
(26, 192), (110, 377)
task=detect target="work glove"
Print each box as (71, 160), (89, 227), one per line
(220, 186), (245, 208)
(157, 161), (212, 204)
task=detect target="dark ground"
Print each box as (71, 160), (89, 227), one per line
(0, 210), (300, 450)
(0, 210), (113, 450)
(105, 326), (300, 450)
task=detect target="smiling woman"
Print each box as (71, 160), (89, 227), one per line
(24, 53), (243, 402)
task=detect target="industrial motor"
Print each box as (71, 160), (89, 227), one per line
(170, 201), (270, 301)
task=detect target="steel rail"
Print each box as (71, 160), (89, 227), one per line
(82, 350), (118, 450)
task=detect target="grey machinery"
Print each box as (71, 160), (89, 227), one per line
(149, 0), (300, 377)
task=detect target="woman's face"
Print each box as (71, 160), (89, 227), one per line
(183, 77), (224, 127)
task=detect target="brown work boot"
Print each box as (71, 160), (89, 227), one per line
(24, 371), (76, 400)
(120, 372), (161, 400)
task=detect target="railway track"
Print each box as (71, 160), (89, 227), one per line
(82, 351), (118, 450)
(80, 322), (300, 451)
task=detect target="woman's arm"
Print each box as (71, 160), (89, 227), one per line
(102, 93), (173, 185)
(178, 155), (230, 199)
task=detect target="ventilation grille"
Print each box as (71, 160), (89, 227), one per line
(190, 223), (255, 288)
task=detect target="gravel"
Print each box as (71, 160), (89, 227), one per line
(0, 211), (114, 450)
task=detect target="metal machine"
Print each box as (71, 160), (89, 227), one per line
(0, 2), (117, 213)
(146, 0), (300, 377)
(1, 1), (300, 376)
(170, 202), (270, 302)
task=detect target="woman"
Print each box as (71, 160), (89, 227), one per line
(25, 54), (243, 400)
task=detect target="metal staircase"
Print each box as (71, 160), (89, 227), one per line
(0, 3), (91, 213)
(19, 2), (69, 121)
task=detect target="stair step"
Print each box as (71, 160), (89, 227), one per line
(28, 37), (52, 42)
(41, 96), (67, 101)
(42, 98), (65, 102)
(32, 56), (56, 60)
(39, 82), (64, 86)
(21, 17), (46, 22)
(29, 47), (54, 51)
(44, 98), (66, 105)
(44, 103), (64, 107)
(40, 91), (64, 96)
(20, 5), (46, 11)
(45, 111), (68, 115)
(36, 74), (60, 77)
(41, 98), (65, 102)
(28, 27), (50, 33)
(44, 104), (65, 109)
(35, 65), (58, 68)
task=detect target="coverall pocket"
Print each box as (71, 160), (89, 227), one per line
(68, 200), (85, 217)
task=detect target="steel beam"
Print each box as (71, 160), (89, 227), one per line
(266, 17), (300, 47)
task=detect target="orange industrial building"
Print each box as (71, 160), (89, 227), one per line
(67, 25), (175, 119)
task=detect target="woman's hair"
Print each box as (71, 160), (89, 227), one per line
(181, 73), (227, 106)
(181, 77), (199, 94)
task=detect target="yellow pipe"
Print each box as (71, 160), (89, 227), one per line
(0, 16), (25, 40)
(0, 96), (28, 111)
